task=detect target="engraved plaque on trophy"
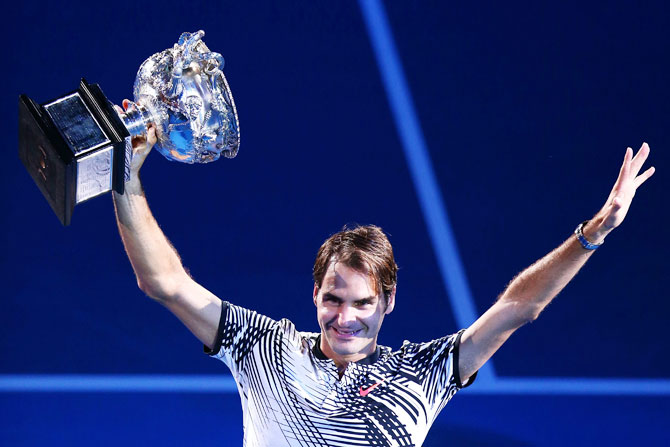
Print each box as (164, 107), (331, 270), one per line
(18, 30), (240, 225)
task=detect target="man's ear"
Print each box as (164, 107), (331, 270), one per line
(385, 286), (397, 315)
(313, 283), (319, 306)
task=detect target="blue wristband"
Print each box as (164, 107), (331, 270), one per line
(575, 221), (602, 250)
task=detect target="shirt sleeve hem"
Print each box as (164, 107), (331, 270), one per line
(453, 329), (478, 388)
(203, 301), (229, 356)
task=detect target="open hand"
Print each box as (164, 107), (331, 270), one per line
(597, 143), (655, 233)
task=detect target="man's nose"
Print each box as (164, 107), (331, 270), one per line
(337, 305), (356, 326)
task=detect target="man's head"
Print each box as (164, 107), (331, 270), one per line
(312, 225), (398, 367)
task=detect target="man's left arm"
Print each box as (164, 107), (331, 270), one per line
(458, 143), (655, 383)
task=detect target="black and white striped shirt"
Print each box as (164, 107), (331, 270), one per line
(206, 302), (475, 447)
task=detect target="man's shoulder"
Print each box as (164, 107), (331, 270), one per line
(384, 332), (463, 362)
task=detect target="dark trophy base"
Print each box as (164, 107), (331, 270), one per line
(19, 79), (131, 226)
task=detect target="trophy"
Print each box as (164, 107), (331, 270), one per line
(18, 30), (240, 225)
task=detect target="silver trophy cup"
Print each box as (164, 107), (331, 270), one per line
(19, 30), (240, 225)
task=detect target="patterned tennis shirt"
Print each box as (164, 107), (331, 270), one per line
(206, 302), (476, 447)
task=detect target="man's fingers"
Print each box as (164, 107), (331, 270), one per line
(147, 125), (158, 145)
(613, 147), (633, 188)
(634, 166), (656, 188)
(630, 142), (651, 175)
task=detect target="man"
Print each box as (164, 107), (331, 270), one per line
(113, 101), (654, 447)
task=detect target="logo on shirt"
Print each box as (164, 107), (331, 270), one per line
(359, 378), (386, 397)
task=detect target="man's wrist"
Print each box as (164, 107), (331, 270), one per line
(114, 174), (143, 198)
(581, 217), (611, 245)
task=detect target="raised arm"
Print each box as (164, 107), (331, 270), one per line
(113, 101), (222, 350)
(458, 143), (656, 383)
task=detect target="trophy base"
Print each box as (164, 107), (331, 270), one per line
(19, 79), (131, 226)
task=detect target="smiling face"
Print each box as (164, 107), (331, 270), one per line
(313, 260), (395, 369)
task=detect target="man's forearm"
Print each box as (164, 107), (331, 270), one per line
(113, 177), (189, 302)
(498, 217), (611, 322)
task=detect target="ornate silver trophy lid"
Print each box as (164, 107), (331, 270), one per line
(121, 30), (240, 163)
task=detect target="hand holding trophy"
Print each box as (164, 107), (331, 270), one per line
(114, 100), (157, 178)
(19, 30), (240, 225)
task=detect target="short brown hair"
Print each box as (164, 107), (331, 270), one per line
(313, 225), (398, 302)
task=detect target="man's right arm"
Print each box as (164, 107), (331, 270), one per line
(113, 104), (222, 350)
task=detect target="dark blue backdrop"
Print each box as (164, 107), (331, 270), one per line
(2, 1), (668, 445)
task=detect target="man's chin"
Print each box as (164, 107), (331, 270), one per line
(325, 335), (372, 357)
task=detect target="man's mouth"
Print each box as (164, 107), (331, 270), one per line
(330, 327), (362, 338)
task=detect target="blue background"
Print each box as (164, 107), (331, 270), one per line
(2, 0), (668, 445)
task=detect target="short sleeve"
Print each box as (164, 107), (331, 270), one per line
(203, 301), (278, 376)
(401, 329), (477, 412)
